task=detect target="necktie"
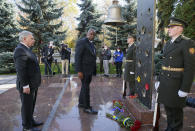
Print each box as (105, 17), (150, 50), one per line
(90, 43), (95, 54)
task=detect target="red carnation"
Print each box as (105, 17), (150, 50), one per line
(130, 126), (136, 131)
(130, 120), (141, 131)
(145, 83), (149, 90)
(134, 120), (141, 127)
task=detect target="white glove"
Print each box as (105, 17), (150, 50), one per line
(155, 81), (160, 90)
(178, 90), (188, 97)
(130, 72), (135, 74)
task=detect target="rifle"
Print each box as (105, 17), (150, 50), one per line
(122, 80), (127, 98)
(153, 81), (160, 131)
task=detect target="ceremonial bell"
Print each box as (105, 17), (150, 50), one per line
(104, 0), (125, 26)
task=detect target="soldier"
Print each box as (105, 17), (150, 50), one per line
(123, 35), (136, 98)
(158, 17), (195, 131)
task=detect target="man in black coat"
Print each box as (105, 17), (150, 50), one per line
(99, 46), (104, 73)
(123, 35), (136, 98)
(158, 17), (195, 131)
(41, 41), (54, 75)
(14, 31), (43, 131)
(75, 28), (98, 114)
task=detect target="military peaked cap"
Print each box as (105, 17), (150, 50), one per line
(168, 17), (188, 27)
(128, 34), (136, 39)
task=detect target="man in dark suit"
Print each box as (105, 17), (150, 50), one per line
(41, 41), (54, 75)
(75, 28), (98, 114)
(67, 46), (71, 73)
(158, 17), (195, 131)
(99, 46), (104, 73)
(123, 35), (136, 98)
(14, 31), (43, 131)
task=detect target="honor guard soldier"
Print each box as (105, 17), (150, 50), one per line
(158, 17), (195, 131)
(123, 35), (136, 98)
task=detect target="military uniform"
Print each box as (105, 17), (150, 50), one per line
(158, 35), (195, 107)
(124, 43), (136, 95)
(158, 17), (195, 130)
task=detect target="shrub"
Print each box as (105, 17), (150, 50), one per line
(0, 52), (15, 74)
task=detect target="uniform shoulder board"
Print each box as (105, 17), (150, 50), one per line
(181, 35), (190, 40)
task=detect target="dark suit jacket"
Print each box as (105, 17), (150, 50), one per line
(158, 35), (195, 107)
(75, 37), (96, 75)
(14, 43), (41, 92)
(60, 48), (71, 60)
(41, 45), (54, 62)
(124, 44), (136, 82)
(102, 49), (111, 60)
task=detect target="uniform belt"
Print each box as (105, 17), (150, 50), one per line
(162, 66), (184, 72)
(125, 60), (133, 62)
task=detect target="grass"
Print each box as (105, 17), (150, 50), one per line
(0, 62), (118, 75)
(3, 63), (195, 82)
(40, 62), (118, 75)
(40, 63), (75, 75)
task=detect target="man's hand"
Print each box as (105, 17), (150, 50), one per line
(23, 87), (30, 94)
(78, 72), (83, 79)
(178, 90), (188, 97)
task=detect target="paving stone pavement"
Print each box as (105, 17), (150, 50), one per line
(0, 75), (16, 94)
(0, 74), (195, 131)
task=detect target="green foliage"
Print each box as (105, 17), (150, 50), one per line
(157, 0), (195, 42)
(0, 0), (18, 53)
(40, 63), (75, 75)
(39, 63), (117, 75)
(17, 0), (66, 59)
(156, 0), (176, 46)
(0, 0), (18, 74)
(76, 0), (103, 46)
(157, 0), (176, 27)
(0, 52), (15, 74)
(106, 100), (141, 130)
(105, 1), (136, 52)
(174, 0), (195, 40)
(154, 53), (163, 76)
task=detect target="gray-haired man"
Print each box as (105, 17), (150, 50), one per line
(14, 30), (43, 131)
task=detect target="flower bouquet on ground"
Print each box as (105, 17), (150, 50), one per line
(106, 100), (141, 131)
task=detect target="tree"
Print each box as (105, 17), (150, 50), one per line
(157, 0), (176, 46)
(54, 0), (79, 48)
(0, 0), (18, 53)
(0, 52), (15, 73)
(16, 0), (66, 60)
(174, 0), (195, 40)
(76, 0), (103, 46)
(0, 0), (18, 73)
(157, 0), (195, 48)
(105, 0), (136, 52)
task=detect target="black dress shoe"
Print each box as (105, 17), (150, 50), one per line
(32, 121), (44, 127)
(23, 127), (41, 131)
(122, 95), (126, 99)
(104, 74), (109, 77)
(83, 108), (98, 114)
